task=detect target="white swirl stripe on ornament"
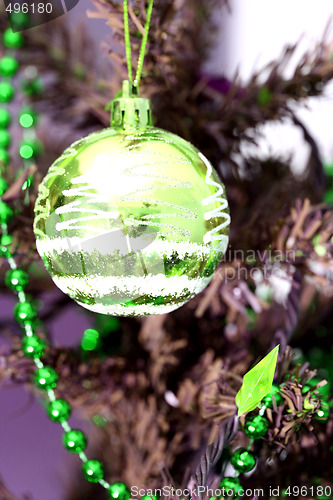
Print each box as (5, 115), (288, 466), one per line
(53, 272), (210, 298)
(199, 152), (231, 245)
(36, 236), (212, 259)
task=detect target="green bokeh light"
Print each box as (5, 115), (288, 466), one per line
(82, 328), (100, 351)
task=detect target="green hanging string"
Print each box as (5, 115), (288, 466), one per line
(123, 0), (154, 89)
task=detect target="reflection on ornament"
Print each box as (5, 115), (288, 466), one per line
(34, 81), (230, 316)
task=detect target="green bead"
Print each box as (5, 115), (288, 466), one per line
(244, 414), (269, 439)
(231, 448), (256, 473)
(5, 269), (29, 291)
(10, 11), (30, 29)
(0, 82), (15, 103)
(19, 108), (37, 128)
(82, 459), (104, 483)
(261, 384), (284, 409)
(3, 29), (24, 49)
(219, 477), (242, 500)
(21, 335), (46, 358)
(19, 139), (43, 159)
(0, 201), (14, 224)
(108, 482), (131, 500)
(21, 77), (44, 96)
(0, 56), (19, 78)
(47, 399), (71, 422)
(1, 234), (13, 246)
(0, 130), (11, 148)
(0, 148), (10, 165)
(63, 429), (87, 453)
(0, 177), (9, 195)
(0, 234), (13, 257)
(13, 302), (37, 324)
(0, 109), (11, 128)
(34, 366), (58, 390)
(302, 377), (330, 398)
(314, 403), (330, 422)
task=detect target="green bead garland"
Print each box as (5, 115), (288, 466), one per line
(47, 399), (71, 422)
(0, 109), (11, 128)
(34, 366), (58, 390)
(108, 482), (131, 500)
(13, 301), (37, 324)
(5, 269), (29, 291)
(219, 477), (242, 500)
(244, 414), (269, 439)
(21, 335), (46, 358)
(82, 459), (105, 483)
(231, 448), (256, 473)
(63, 429), (87, 453)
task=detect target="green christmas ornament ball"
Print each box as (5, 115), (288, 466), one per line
(34, 81), (230, 316)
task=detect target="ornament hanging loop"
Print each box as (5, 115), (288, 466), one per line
(123, 0), (154, 90)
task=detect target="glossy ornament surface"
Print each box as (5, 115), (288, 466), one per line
(34, 81), (230, 316)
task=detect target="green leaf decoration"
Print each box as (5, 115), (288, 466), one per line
(235, 345), (280, 417)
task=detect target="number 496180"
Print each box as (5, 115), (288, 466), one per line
(6, 2), (53, 14)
